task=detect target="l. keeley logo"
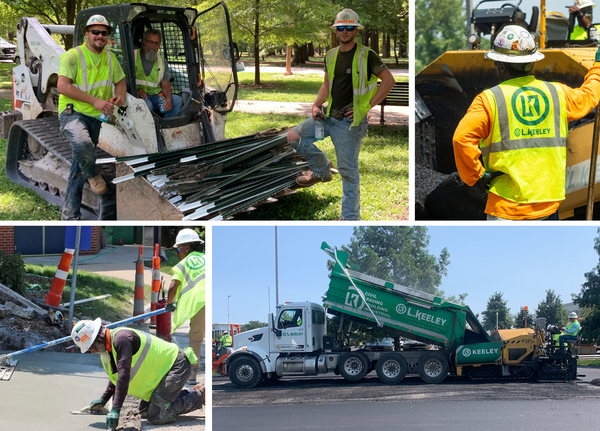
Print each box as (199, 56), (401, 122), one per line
(463, 348), (472, 357)
(396, 304), (447, 326)
(461, 347), (499, 356)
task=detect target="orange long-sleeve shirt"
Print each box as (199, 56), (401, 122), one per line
(453, 63), (600, 220)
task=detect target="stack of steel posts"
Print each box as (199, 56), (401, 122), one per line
(106, 128), (308, 220)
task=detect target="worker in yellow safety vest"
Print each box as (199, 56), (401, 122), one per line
(569, 0), (599, 40)
(71, 319), (204, 428)
(286, 8), (395, 220)
(559, 312), (581, 352)
(57, 15), (127, 220)
(219, 330), (232, 348)
(166, 228), (206, 384)
(453, 25), (600, 220)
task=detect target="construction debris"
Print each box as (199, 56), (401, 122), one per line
(106, 128), (308, 220)
(0, 282), (46, 320)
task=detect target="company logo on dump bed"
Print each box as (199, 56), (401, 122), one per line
(396, 305), (447, 326)
(461, 347), (499, 357)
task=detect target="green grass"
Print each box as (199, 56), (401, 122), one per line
(239, 55), (408, 69)
(25, 264), (146, 322)
(238, 72), (407, 103)
(143, 249), (179, 276)
(578, 359), (600, 367)
(225, 112), (408, 221)
(0, 62), (13, 89)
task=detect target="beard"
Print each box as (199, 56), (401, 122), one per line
(144, 49), (158, 62)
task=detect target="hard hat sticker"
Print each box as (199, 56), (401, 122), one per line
(80, 334), (89, 343)
(510, 86), (550, 126)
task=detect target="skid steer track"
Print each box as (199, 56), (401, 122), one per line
(5, 116), (115, 220)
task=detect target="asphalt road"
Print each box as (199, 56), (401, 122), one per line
(213, 368), (600, 431)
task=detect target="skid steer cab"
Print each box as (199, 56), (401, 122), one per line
(5, 2), (239, 219)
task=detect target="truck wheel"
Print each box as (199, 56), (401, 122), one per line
(418, 352), (449, 384)
(229, 356), (263, 388)
(339, 351), (369, 382)
(376, 353), (408, 384)
(217, 362), (228, 377)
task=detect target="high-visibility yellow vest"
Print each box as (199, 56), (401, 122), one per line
(100, 328), (179, 401)
(134, 49), (165, 96)
(570, 24), (599, 40)
(59, 45), (115, 118)
(566, 320), (581, 336)
(325, 43), (378, 127)
(172, 251), (206, 331)
(220, 334), (232, 347)
(480, 76), (568, 203)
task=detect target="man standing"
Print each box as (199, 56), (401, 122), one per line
(287, 9), (395, 220)
(569, 0), (597, 40)
(57, 15), (127, 220)
(167, 228), (205, 385)
(453, 25), (600, 220)
(135, 29), (182, 117)
(70, 319), (204, 427)
(559, 312), (581, 353)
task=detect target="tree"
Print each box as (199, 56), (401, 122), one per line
(481, 292), (513, 331)
(337, 226), (450, 296)
(514, 306), (534, 329)
(240, 320), (267, 332)
(573, 228), (600, 343)
(535, 289), (568, 327)
(415, 0), (466, 72)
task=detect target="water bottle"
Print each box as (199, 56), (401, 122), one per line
(158, 92), (166, 113)
(99, 96), (117, 123)
(314, 107), (325, 141)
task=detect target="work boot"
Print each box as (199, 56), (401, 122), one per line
(187, 366), (199, 385)
(328, 159), (339, 175)
(296, 171), (332, 188)
(87, 175), (108, 195)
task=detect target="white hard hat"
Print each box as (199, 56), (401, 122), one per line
(576, 0), (596, 9)
(83, 15), (113, 33)
(223, 330), (229, 334)
(486, 25), (544, 63)
(174, 228), (203, 247)
(71, 318), (102, 353)
(569, 312), (578, 319)
(331, 9), (364, 30)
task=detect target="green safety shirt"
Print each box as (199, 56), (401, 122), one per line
(134, 49), (165, 96)
(570, 24), (600, 40)
(480, 76), (568, 203)
(100, 327), (179, 402)
(171, 251), (206, 331)
(324, 43), (378, 127)
(220, 334), (232, 347)
(58, 45), (125, 117)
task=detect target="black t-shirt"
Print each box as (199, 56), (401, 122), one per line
(326, 45), (388, 120)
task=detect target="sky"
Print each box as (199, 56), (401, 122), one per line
(212, 225), (600, 326)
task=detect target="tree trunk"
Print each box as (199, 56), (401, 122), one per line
(370, 31), (379, 54)
(253, 3), (260, 86)
(308, 42), (314, 58)
(65, 0), (76, 49)
(362, 30), (369, 47)
(382, 34), (391, 58)
(284, 44), (293, 76)
(393, 33), (400, 65)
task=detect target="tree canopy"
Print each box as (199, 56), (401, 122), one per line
(514, 306), (534, 329)
(481, 291), (513, 331)
(573, 228), (600, 343)
(535, 289), (568, 327)
(240, 320), (267, 333)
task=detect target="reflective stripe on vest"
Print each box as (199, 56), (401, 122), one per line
(325, 43), (378, 127)
(134, 49), (165, 95)
(101, 328), (179, 402)
(73, 46), (113, 91)
(566, 320), (580, 336)
(480, 77), (568, 203)
(172, 252), (206, 331)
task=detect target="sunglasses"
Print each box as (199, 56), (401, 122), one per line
(336, 26), (356, 32)
(89, 29), (109, 36)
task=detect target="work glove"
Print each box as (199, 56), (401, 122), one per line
(89, 398), (107, 411)
(475, 171), (504, 190)
(165, 302), (176, 312)
(106, 407), (120, 429)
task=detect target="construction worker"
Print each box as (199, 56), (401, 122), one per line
(57, 15), (127, 220)
(569, 0), (598, 40)
(219, 330), (232, 348)
(167, 228), (205, 384)
(286, 9), (395, 220)
(70, 319), (204, 427)
(135, 29), (182, 117)
(559, 312), (581, 352)
(453, 25), (600, 220)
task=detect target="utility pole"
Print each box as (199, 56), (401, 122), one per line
(228, 295), (231, 332)
(275, 227), (279, 306)
(67, 226), (81, 334)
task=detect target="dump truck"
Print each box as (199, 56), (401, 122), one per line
(225, 242), (578, 388)
(2, 2), (309, 220)
(416, 0), (600, 220)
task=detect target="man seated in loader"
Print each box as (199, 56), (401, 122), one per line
(453, 25), (600, 220)
(558, 312), (581, 353)
(569, 0), (598, 40)
(71, 318), (204, 428)
(135, 29), (182, 118)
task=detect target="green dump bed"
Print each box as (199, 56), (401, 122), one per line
(321, 243), (490, 350)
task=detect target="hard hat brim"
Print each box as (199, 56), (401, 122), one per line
(486, 50), (545, 63)
(79, 317), (102, 353)
(331, 23), (364, 30)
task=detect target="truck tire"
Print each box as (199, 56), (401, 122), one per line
(376, 353), (408, 384)
(229, 356), (263, 388)
(418, 352), (449, 384)
(339, 351), (369, 382)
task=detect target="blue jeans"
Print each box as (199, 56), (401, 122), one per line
(59, 112), (102, 220)
(291, 116), (368, 220)
(143, 93), (183, 118)
(558, 334), (577, 351)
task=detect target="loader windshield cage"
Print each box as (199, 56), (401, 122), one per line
(147, 20), (189, 95)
